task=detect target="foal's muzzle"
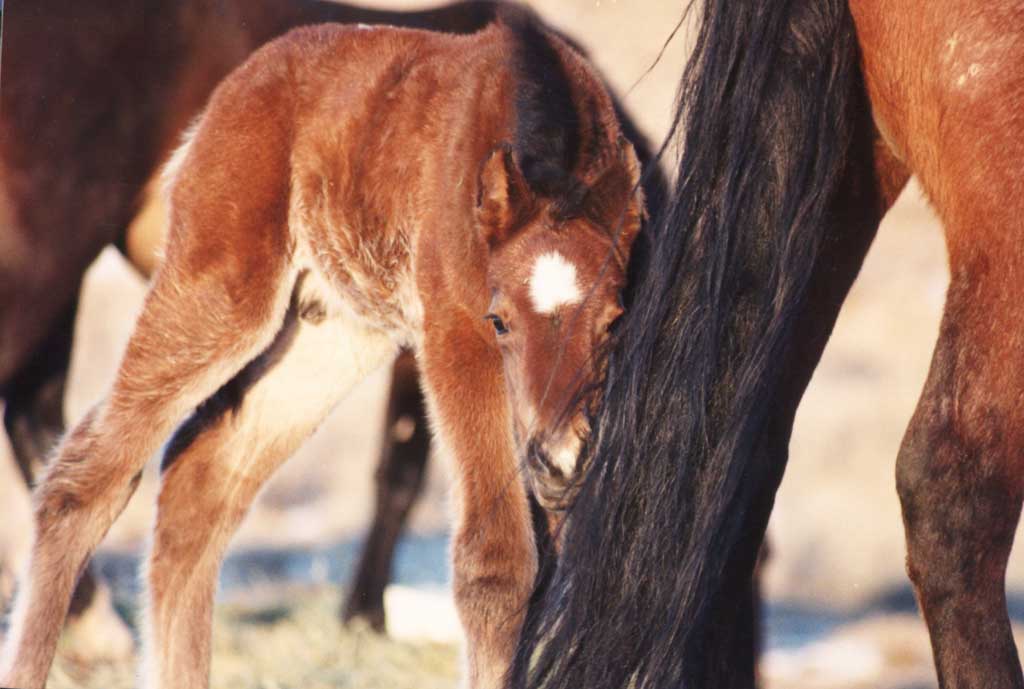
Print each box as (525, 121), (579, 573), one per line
(525, 437), (580, 511)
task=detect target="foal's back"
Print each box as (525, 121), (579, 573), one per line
(159, 24), (464, 332)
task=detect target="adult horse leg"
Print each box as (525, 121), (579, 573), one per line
(872, 7), (1024, 682)
(342, 347), (431, 631)
(2, 294), (135, 659)
(3, 299), (75, 486)
(143, 290), (394, 689)
(421, 315), (536, 689)
(895, 182), (1024, 686)
(897, 275), (1024, 688)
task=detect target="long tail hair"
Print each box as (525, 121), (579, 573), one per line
(510, 2), (861, 688)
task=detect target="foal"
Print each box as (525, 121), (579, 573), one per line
(0, 13), (643, 689)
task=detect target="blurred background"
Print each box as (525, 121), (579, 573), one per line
(2, 1), (1019, 688)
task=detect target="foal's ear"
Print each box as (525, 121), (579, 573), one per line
(583, 139), (644, 244)
(477, 143), (533, 245)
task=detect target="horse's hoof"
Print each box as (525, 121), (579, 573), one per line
(59, 583), (135, 663)
(341, 600), (387, 634)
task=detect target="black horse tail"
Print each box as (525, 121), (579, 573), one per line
(510, 1), (861, 688)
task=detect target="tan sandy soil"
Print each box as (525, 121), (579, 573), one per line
(764, 615), (1024, 689)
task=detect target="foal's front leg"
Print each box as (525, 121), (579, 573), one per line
(420, 318), (537, 689)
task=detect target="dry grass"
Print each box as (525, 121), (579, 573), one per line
(45, 588), (459, 689)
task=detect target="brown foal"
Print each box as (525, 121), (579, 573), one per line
(0, 13), (642, 689)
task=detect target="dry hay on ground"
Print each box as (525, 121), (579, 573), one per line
(39, 588), (458, 689)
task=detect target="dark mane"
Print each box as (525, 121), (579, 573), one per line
(500, 5), (581, 201)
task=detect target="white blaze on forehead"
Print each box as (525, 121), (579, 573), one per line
(529, 251), (582, 314)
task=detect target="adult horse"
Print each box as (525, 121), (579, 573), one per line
(512, 1), (1024, 688)
(0, 0), (665, 643)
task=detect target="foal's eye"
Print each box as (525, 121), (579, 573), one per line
(485, 313), (509, 336)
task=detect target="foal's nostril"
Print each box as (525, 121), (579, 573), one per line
(524, 438), (581, 511)
(526, 438), (563, 478)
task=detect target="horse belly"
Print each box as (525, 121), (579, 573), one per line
(291, 218), (422, 350)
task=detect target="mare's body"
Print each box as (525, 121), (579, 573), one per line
(512, 2), (1024, 689)
(0, 14), (645, 689)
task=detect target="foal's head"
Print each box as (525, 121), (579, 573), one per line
(477, 140), (643, 507)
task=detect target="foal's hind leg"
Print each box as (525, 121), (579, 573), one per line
(897, 271), (1024, 689)
(420, 316), (536, 689)
(1, 57), (301, 687)
(142, 295), (394, 689)
(0, 262), (295, 689)
(342, 348), (431, 631)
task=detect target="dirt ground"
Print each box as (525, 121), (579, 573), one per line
(2, 0), (1022, 687)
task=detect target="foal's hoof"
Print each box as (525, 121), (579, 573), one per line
(60, 583), (135, 663)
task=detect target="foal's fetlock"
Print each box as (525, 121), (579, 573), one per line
(454, 572), (534, 689)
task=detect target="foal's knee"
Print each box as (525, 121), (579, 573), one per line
(36, 407), (98, 486)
